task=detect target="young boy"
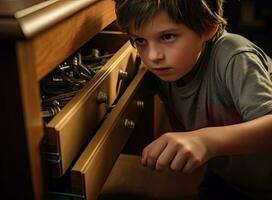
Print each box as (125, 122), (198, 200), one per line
(114, 0), (272, 199)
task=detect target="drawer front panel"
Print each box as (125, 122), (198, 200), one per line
(45, 40), (138, 177)
(70, 68), (150, 200)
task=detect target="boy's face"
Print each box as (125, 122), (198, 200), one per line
(129, 11), (212, 82)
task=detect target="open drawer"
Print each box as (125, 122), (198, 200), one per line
(44, 32), (139, 177)
(70, 68), (151, 200)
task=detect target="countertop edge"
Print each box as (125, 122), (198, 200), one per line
(0, 0), (100, 39)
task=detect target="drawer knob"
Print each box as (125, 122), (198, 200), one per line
(136, 100), (145, 109)
(118, 69), (128, 79)
(124, 119), (135, 129)
(97, 91), (108, 103)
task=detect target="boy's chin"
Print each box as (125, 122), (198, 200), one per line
(153, 73), (180, 82)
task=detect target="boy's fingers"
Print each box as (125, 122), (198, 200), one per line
(141, 153), (147, 166)
(142, 139), (167, 169)
(155, 144), (176, 170)
(141, 140), (155, 166)
(182, 158), (201, 173)
(170, 151), (187, 171)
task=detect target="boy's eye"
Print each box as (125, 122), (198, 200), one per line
(133, 38), (146, 45)
(161, 34), (176, 42)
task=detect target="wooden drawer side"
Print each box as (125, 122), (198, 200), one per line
(71, 68), (150, 200)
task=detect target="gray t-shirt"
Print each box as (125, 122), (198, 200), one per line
(156, 31), (272, 199)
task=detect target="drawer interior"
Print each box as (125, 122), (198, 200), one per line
(84, 31), (130, 54)
(41, 31), (139, 177)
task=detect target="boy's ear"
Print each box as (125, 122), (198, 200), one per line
(204, 24), (218, 41)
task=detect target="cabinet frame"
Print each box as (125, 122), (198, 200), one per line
(0, 1), (116, 199)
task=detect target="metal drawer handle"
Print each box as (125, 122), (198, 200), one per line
(118, 69), (128, 80)
(136, 100), (144, 109)
(124, 119), (135, 129)
(97, 91), (108, 103)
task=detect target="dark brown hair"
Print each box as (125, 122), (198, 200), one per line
(114, 0), (227, 41)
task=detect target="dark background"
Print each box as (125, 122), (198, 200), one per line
(224, 0), (272, 55)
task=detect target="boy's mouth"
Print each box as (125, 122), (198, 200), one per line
(152, 67), (172, 76)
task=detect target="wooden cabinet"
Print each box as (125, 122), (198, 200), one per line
(0, 1), (153, 199)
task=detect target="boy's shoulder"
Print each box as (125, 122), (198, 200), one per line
(212, 31), (255, 58)
(209, 31), (270, 66)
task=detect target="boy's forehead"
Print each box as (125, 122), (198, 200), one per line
(128, 11), (182, 35)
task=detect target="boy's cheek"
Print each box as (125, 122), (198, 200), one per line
(138, 59), (150, 69)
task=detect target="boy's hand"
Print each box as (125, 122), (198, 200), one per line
(141, 131), (210, 173)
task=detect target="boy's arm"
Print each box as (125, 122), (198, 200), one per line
(202, 113), (272, 157)
(141, 114), (272, 173)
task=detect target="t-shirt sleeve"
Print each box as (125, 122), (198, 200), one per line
(225, 52), (272, 121)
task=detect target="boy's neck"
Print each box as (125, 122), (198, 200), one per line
(175, 43), (208, 87)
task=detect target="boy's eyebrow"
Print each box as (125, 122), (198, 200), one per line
(128, 33), (139, 38)
(159, 28), (182, 33)
(129, 28), (182, 38)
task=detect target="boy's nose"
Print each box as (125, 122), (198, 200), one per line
(148, 45), (164, 62)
